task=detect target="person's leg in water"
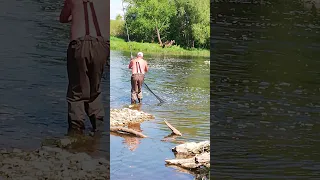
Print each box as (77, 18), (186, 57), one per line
(84, 37), (109, 133)
(66, 39), (90, 136)
(131, 74), (139, 104)
(137, 74), (145, 103)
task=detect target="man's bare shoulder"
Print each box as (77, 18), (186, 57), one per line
(142, 59), (148, 64)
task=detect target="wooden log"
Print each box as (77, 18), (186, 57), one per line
(164, 119), (182, 136)
(110, 126), (147, 138)
(161, 134), (185, 144)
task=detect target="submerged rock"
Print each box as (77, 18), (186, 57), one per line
(110, 108), (154, 126)
(165, 140), (210, 170)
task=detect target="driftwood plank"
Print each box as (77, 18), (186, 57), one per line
(110, 126), (147, 138)
(164, 119), (182, 136)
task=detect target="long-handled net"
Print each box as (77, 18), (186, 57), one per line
(143, 82), (165, 103)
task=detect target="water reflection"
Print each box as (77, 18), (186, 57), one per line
(111, 101), (143, 152)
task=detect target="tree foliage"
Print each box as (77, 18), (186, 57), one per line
(110, 16), (125, 37)
(122, 0), (210, 49)
(115, 14), (123, 20)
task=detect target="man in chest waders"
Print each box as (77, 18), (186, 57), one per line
(60, 0), (110, 135)
(128, 52), (148, 104)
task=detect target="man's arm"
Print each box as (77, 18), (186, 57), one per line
(128, 60), (134, 69)
(60, 0), (72, 23)
(144, 61), (148, 72)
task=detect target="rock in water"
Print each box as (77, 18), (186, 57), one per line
(110, 108), (154, 126)
(172, 141), (210, 155)
(166, 141), (210, 170)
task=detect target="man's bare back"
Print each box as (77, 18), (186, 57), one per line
(129, 58), (148, 74)
(60, 0), (109, 41)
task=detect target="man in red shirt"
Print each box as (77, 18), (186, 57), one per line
(60, 0), (109, 135)
(128, 52), (149, 104)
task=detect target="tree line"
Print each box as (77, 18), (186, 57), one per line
(113, 0), (210, 49)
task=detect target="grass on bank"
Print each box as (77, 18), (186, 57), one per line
(110, 36), (210, 58)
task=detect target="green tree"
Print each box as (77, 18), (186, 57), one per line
(122, 0), (210, 49)
(115, 14), (123, 20)
(189, 0), (210, 48)
(170, 0), (209, 48)
(110, 13), (125, 37)
(125, 0), (176, 45)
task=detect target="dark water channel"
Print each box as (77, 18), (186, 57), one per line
(211, 0), (320, 179)
(110, 51), (210, 180)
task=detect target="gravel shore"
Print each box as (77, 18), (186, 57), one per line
(0, 146), (109, 180)
(0, 107), (152, 180)
(0, 108), (152, 180)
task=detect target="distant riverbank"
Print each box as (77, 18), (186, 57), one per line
(110, 36), (210, 58)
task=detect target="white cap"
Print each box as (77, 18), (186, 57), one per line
(137, 52), (143, 57)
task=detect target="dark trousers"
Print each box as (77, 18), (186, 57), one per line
(131, 73), (145, 103)
(66, 36), (109, 132)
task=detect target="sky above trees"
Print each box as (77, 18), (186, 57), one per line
(110, 0), (128, 20)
